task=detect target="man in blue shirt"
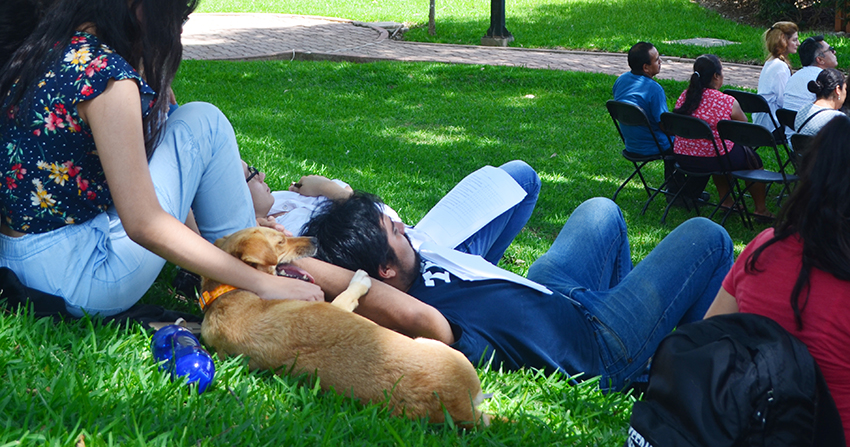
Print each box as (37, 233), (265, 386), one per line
(613, 42), (669, 156)
(302, 193), (732, 393)
(613, 42), (693, 203)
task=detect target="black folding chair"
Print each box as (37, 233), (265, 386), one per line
(717, 120), (800, 225)
(606, 100), (673, 210)
(657, 112), (745, 226)
(723, 89), (787, 145)
(775, 108), (797, 131)
(774, 107), (800, 172)
(723, 89), (779, 128)
(789, 133), (815, 172)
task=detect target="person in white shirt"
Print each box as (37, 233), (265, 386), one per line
(783, 36), (839, 113)
(754, 22), (799, 130)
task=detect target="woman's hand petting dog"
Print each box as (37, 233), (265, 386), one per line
(255, 273), (323, 302)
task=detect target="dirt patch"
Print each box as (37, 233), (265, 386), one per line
(693, 0), (836, 29)
(694, 0), (763, 26)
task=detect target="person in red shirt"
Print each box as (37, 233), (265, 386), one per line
(705, 115), (850, 440)
(672, 54), (771, 220)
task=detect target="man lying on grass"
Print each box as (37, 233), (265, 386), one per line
(300, 193), (734, 393)
(245, 160), (539, 261)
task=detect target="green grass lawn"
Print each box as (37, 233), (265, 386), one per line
(2, 59), (779, 445)
(197, 0), (850, 67)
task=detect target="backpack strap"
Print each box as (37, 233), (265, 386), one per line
(796, 108), (829, 134)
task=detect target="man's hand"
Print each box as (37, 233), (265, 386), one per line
(290, 175), (353, 200)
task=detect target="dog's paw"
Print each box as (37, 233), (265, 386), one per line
(350, 269), (372, 291)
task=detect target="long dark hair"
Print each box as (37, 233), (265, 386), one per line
(746, 115), (850, 329)
(0, 0), (197, 158)
(673, 54), (722, 116)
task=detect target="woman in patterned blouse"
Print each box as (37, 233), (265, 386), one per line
(672, 54), (773, 222)
(0, 0), (323, 316)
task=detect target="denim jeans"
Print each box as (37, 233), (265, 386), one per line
(527, 197), (734, 391)
(454, 160), (541, 264)
(0, 103), (256, 316)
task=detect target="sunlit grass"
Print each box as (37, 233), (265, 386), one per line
(197, 0), (850, 66)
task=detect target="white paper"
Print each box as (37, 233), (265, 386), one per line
(414, 166), (527, 248)
(418, 242), (553, 295)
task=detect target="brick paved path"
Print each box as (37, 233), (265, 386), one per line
(181, 13), (761, 89)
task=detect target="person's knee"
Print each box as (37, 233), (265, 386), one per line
(576, 197), (621, 218)
(499, 160), (540, 197)
(565, 197), (625, 235)
(679, 217), (733, 253)
(169, 101), (223, 121)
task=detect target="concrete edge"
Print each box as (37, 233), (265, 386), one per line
(350, 21), (389, 42)
(189, 12), (354, 23)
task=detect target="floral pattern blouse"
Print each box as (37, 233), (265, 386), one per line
(0, 31), (155, 233)
(672, 88), (735, 158)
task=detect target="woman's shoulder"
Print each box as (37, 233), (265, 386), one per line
(742, 228), (799, 260)
(797, 102), (816, 114)
(759, 58), (791, 81)
(762, 57), (790, 71)
(704, 88), (736, 106)
(60, 32), (139, 80)
(52, 32), (155, 110)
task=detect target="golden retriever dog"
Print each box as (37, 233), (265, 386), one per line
(200, 227), (489, 426)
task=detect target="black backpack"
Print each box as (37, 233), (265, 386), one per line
(625, 313), (845, 447)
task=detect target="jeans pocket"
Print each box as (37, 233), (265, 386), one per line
(590, 315), (629, 370)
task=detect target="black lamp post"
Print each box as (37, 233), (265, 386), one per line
(481, 0), (513, 46)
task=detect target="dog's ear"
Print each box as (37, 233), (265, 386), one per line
(236, 237), (278, 267)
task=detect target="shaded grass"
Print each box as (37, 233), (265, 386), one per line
(197, 0), (850, 67)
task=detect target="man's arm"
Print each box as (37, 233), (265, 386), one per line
(651, 81), (669, 122)
(293, 257), (455, 344)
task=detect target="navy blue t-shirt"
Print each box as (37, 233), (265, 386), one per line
(407, 259), (603, 377)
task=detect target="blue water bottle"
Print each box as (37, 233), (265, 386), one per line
(150, 324), (215, 394)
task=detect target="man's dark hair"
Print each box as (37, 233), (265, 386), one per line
(628, 42), (655, 74)
(302, 191), (398, 279)
(798, 35), (825, 67)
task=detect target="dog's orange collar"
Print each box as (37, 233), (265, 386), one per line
(199, 284), (237, 311)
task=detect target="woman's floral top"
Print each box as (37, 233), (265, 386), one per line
(672, 88), (735, 158)
(0, 31), (155, 233)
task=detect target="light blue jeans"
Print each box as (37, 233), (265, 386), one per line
(0, 103), (256, 317)
(527, 198), (734, 392)
(454, 160), (540, 264)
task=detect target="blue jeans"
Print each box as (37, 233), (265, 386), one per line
(454, 160), (540, 264)
(527, 198), (733, 392)
(0, 103), (256, 316)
